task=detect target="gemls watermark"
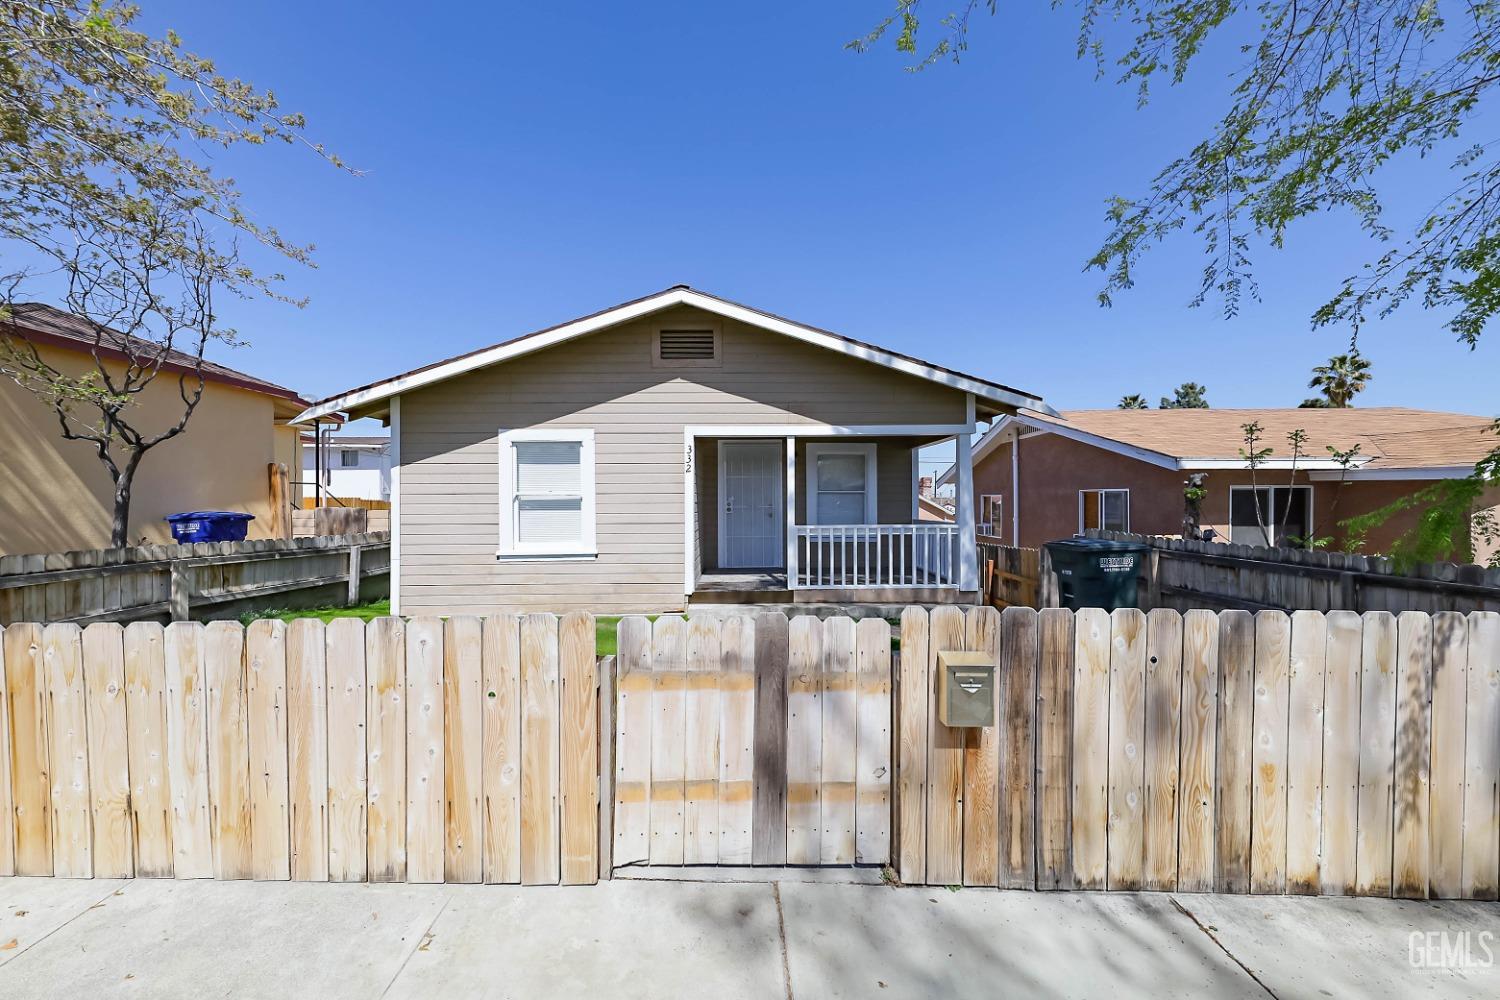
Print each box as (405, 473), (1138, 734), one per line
(1409, 931), (1496, 971)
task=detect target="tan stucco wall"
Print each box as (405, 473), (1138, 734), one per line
(397, 305), (970, 614)
(1, 341), (285, 555)
(973, 431), (1492, 559)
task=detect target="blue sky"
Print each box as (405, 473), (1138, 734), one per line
(139, 0), (1494, 445)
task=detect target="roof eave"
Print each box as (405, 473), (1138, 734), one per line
(291, 287), (1052, 424)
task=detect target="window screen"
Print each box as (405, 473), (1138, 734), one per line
(515, 441), (583, 545)
(815, 452), (868, 525)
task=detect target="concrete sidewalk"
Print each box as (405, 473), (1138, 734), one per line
(0, 873), (1496, 998)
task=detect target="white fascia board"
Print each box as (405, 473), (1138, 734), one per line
(1180, 457), (1375, 471)
(291, 288), (1054, 424)
(1308, 464), (1477, 481)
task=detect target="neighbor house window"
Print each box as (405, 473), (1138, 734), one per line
(807, 443), (878, 525)
(1229, 486), (1312, 547)
(978, 494), (1003, 535)
(498, 429), (597, 558)
(1079, 489), (1130, 533)
(340, 450), (359, 467)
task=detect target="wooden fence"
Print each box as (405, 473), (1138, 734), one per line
(611, 613), (892, 869)
(0, 614), (599, 884)
(978, 538), (1042, 609)
(897, 606), (1500, 900)
(1085, 530), (1500, 615)
(0, 534), (390, 626)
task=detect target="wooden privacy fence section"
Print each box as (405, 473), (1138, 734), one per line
(0, 533), (391, 626)
(612, 612), (892, 868)
(977, 539), (1041, 609)
(898, 606), (1500, 900)
(0, 614), (599, 885)
(1084, 529), (1500, 615)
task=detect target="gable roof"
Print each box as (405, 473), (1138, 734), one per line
(3, 302), (311, 410)
(291, 286), (1053, 423)
(941, 406), (1496, 484)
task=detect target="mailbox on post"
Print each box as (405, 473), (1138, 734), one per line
(936, 650), (996, 728)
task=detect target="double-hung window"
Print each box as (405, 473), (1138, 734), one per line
(806, 443), (877, 525)
(498, 429), (596, 558)
(1079, 489), (1130, 533)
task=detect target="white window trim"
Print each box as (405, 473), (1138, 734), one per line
(497, 428), (597, 560)
(1078, 488), (1131, 534)
(806, 443), (878, 526)
(1228, 484), (1314, 545)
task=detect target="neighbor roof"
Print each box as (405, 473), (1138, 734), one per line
(291, 285), (1053, 424)
(942, 406), (1496, 484)
(3, 302), (311, 408)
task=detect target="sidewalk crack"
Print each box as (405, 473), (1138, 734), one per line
(772, 882), (793, 1000)
(1169, 896), (1279, 1000)
(379, 893), (452, 998)
(0, 883), (130, 968)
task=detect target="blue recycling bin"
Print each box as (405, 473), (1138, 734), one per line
(164, 511), (255, 543)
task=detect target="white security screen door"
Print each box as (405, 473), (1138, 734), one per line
(718, 440), (784, 568)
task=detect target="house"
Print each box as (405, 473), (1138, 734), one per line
(293, 286), (1051, 614)
(301, 433), (392, 503)
(941, 407), (1500, 560)
(1, 303), (311, 554)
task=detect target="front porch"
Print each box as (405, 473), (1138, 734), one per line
(684, 424), (980, 606)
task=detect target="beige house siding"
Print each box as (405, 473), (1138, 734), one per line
(397, 306), (968, 614)
(1, 341), (292, 555)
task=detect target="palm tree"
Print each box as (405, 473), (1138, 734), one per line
(1118, 393), (1149, 409)
(1307, 352), (1372, 407)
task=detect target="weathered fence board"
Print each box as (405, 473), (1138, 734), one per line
(288, 620), (330, 882)
(961, 606), (1000, 887)
(1035, 609), (1074, 890)
(785, 615), (823, 866)
(443, 616), (484, 883)
(326, 618), (366, 882)
(925, 606), (968, 886)
(482, 614), (523, 884)
(854, 617), (891, 867)
(1176, 610), (1218, 893)
(123, 622), (172, 877)
(684, 614), (721, 865)
(649, 615), (686, 867)
(819, 616), (857, 866)
(560, 612), (598, 885)
(1249, 611), (1290, 895)
(247, 620), (292, 881)
(1463, 612), (1500, 900)
(44, 623), (91, 877)
(614, 616), (652, 869)
(1429, 612), (1468, 899)
(1106, 608), (1146, 891)
(1320, 610), (1362, 896)
(520, 613), (560, 885)
(366, 617), (406, 882)
(82, 623), (132, 879)
(1355, 612), (1398, 897)
(997, 608), (1038, 890)
(897, 606), (930, 884)
(1071, 608), (1110, 890)
(719, 616), (756, 865)
(1285, 611), (1327, 894)
(1142, 608), (1182, 892)
(0, 533), (391, 627)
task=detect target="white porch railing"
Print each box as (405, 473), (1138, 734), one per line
(791, 523), (960, 589)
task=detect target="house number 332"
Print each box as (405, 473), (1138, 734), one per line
(684, 444), (693, 474)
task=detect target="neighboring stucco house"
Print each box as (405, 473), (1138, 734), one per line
(941, 407), (1500, 561)
(1, 303), (310, 554)
(301, 433), (392, 503)
(295, 286), (1051, 614)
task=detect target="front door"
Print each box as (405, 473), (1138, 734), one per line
(718, 440), (784, 568)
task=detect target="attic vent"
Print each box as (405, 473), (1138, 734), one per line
(654, 327), (720, 367)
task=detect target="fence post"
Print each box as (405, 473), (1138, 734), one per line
(169, 562), (191, 622)
(1145, 549), (1161, 610)
(598, 654), (616, 881)
(347, 544), (362, 606)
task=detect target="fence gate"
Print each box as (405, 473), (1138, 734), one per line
(610, 613), (892, 868)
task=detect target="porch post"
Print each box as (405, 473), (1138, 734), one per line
(785, 436), (797, 589)
(956, 428), (978, 591)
